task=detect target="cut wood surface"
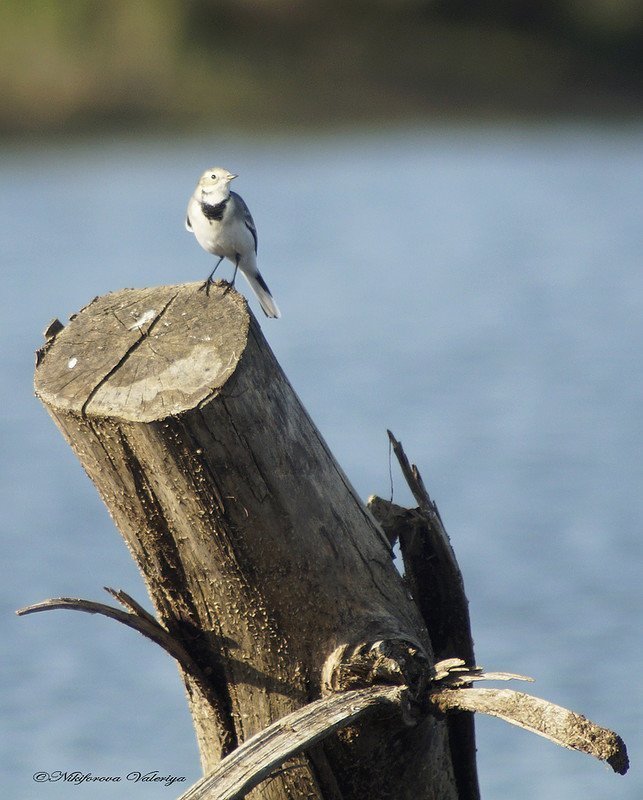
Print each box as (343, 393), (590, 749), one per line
(34, 282), (460, 800)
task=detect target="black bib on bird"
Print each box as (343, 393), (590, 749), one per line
(201, 197), (230, 221)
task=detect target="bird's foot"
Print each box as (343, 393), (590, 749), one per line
(198, 278), (213, 296)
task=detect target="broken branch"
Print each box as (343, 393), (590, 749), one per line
(177, 661), (628, 800)
(16, 589), (205, 687)
(429, 686), (629, 775)
(177, 685), (405, 800)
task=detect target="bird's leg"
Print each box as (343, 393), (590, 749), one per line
(222, 255), (240, 296)
(230, 256), (240, 287)
(199, 256), (224, 295)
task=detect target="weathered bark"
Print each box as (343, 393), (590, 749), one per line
(34, 282), (461, 800)
(369, 432), (479, 800)
(17, 582), (629, 791)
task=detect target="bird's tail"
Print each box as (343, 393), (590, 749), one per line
(243, 268), (281, 319)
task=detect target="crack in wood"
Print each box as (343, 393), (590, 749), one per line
(80, 292), (179, 418)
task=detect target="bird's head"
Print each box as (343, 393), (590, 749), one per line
(197, 167), (237, 201)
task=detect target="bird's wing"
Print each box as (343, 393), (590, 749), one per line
(231, 191), (258, 253)
(185, 196), (194, 231)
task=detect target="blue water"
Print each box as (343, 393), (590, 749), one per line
(1, 123), (641, 798)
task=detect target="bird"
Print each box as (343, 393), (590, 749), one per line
(185, 167), (280, 318)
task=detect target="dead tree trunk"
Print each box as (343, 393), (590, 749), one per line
(33, 282), (465, 800)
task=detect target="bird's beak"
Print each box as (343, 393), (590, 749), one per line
(228, 174), (238, 181)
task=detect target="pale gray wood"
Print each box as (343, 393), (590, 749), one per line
(30, 283), (629, 796)
(178, 686), (405, 800)
(34, 282), (458, 800)
(429, 687), (629, 775)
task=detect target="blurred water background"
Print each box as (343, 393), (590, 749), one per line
(1, 2), (642, 799)
(2, 121), (641, 800)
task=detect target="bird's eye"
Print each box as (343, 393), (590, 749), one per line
(210, 174), (217, 179)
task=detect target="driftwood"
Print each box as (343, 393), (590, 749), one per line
(24, 281), (628, 799)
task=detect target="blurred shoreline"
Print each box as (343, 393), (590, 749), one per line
(1, 1), (641, 137)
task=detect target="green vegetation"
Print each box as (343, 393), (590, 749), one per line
(1, 0), (641, 134)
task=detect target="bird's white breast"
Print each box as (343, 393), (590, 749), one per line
(188, 195), (255, 261)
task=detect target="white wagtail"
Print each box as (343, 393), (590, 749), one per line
(186, 167), (280, 318)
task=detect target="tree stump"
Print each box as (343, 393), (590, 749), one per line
(34, 282), (462, 800)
